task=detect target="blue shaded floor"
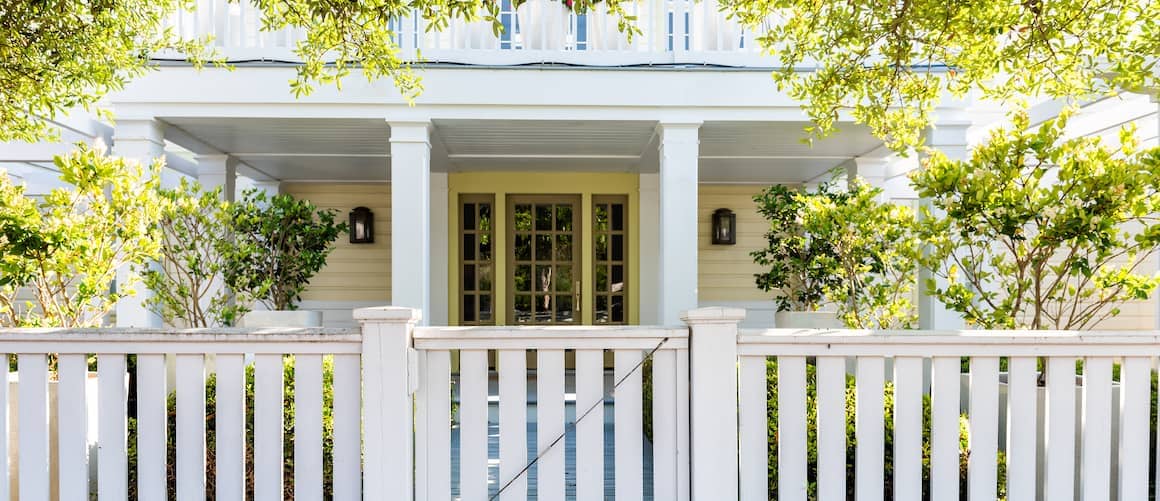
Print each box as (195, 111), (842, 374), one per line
(449, 403), (655, 500)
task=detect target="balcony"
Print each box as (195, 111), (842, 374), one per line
(160, 0), (775, 68)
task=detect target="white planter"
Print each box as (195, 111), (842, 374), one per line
(587, 3), (639, 50)
(243, 310), (323, 328)
(516, 0), (569, 50)
(452, 11), (500, 49)
(774, 310), (845, 329)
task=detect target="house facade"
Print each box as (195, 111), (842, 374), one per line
(3, 0), (1158, 331)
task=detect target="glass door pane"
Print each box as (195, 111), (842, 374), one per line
(507, 195), (581, 324)
(593, 196), (628, 324)
(459, 195), (495, 325)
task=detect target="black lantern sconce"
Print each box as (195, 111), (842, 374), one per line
(711, 208), (736, 245)
(349, 206), (374, 244)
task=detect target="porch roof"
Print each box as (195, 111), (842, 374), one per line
(161, 117), (886, 184)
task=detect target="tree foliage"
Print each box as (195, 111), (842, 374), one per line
(725, 0), (1160, 148)
(911, 111), (1160, 330)
(798, 179), (921, 329)
(220, 189), (347, 311)
(751, 181), (844, 312)
(0, 0), (214, 142)
(141, 179), (239, 327)
(0, 145), (164, 327)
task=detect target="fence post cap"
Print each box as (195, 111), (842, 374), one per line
(680, 307), (746, 324)
(353, 306), (423, 323)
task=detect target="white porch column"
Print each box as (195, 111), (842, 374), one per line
(389, 121), (432, 323)
(638, 173), (661, 324)
(112, 118), (166, 327)
(196, 154), (237, 202)
(918, 123), (971, 330)
(429, 172), (449, 326)
(846, 156), (889, 189)
(657, 122), (701, 325)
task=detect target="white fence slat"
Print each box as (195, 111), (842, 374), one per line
(677, 348), (690, 501)
(214, 354), (245, 501)
(931, 356), (961, 501)
(254, 354), (284, 501)
(537, 350), (566, 501)
(1006, 356), (1037, 501)
(332, 354), (361, 501)
(815, 356), (846, 501)
(97, 353), (127, 501)
(294, 354), (324, 501)
(18, 354), (49, 500)
(968, 357), (999, 501)
(498, 350), (528, 500)
(575, 349), (605, 501)
(1046, 356), (1077, 501)
(0, 354), (8, 501)
(1081, 357), (1113, 501)
(855, 356), (885, 501)
(138, 354), (169, 500)
(778, 356), (807, 501)
(176, 354), (206, 501)
(739, 355), (767, 501)
(57, 354), (88, 500)
(651, 349), (679, 501)
(419, 350), (452, 501)
(614, 349), (644, 501)
(893, 356), (923, 501)
(459, 350), (489, 501)
(1118, 356), (1149, 500)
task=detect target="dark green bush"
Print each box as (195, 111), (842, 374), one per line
(128, 356), (336, 500)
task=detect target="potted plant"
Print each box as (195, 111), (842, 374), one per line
(797, 177), (921, 330)
(220, 189), (348, 327)
(751, 181), (845, 328)
(515, 0), (570, 50)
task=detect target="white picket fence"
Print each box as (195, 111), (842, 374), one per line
(1, 306), (1158, 500)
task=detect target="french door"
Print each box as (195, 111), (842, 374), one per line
(506, 195), (581, 325)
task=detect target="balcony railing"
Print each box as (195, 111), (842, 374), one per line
(161, 0), (775, 67)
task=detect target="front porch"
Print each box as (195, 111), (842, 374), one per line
(112, 109), (950, 330)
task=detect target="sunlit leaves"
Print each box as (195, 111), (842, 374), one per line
(0, 0), (217, 142)
(0, 145), (164, 327)
(726, 0), (1159, 150)
(911, 111), (1160, 330)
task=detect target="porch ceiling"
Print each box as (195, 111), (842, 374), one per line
(158, 117), (884, 183)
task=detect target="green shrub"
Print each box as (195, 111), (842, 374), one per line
(128, 356), (336, 500)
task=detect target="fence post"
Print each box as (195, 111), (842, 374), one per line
(355, 306), (421, 501)
(682, 306), (746, 500)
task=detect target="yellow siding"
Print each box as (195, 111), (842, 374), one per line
(698, 185), (771, 302)
(281, 182), (391, 302)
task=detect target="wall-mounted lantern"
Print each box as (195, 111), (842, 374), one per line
(349, 206), (374, 244)
(711, 208), (736, 245)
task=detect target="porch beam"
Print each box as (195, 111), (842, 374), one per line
(389, 121), (433, 324)
(112, 118), (166, 327)
(657, 122), (701, 325)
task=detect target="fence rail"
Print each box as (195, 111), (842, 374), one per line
(1, 309), (1158, 500)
